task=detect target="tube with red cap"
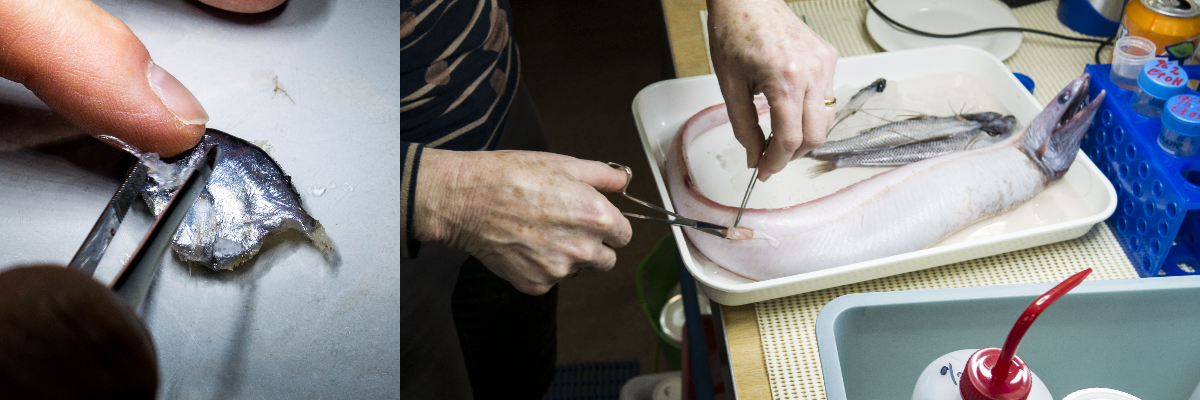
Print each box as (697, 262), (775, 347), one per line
(911, 268), (1092, 400)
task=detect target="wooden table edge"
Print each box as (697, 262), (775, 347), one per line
(720, 303), (773, 399)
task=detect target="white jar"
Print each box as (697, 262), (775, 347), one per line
(912, 349), (1052, 400)
(1061, 388), (1141, 400)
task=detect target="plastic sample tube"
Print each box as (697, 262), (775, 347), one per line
(1131, 59), (1188, 118)
(1161, 94), (1200, 156)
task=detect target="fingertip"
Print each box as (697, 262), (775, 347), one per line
(515, 282), (552, 296)
(152, 123), (207, 157)
(577, 160), (629, 193)
(757, 169), (775, 182)
(197, 0), (287, 13)
(0, 1), (207, 157)
(746, 148), (760, 169)
(148, 61), (209, 127)
(612, 216), (633, 248)
(590, 246), (618, 273)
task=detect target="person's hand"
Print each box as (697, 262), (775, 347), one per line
(413, 149), (634, 295)
(707, 0), (838, 181)
(0, 0), (285, 157)
(0, 265), (157, 398)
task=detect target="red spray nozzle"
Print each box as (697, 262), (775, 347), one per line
(959, 268), (1093, 400)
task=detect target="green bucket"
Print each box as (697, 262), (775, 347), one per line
(635, 235), (682, 371)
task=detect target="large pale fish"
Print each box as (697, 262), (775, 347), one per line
(665, 74), (1103, 281)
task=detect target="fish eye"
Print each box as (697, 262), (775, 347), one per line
(1058, 92), (1070, 103)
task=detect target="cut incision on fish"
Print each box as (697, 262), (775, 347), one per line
(100, 129), (332, 271)
(665, 74), (1104, 281)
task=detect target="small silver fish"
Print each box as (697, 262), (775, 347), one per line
(808, 125), (1014, 176)
(810, 112), (1009, 158)
(829, 78), (886, 132)
(103, 130), (331, 270)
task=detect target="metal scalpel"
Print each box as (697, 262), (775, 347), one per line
(733, 134), (771, 228)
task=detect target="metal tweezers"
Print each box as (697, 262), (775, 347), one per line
(67, 146), (220, 313)
(607, 163), (745, 240)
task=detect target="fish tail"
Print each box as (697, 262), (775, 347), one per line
(807, 160), (837, 177)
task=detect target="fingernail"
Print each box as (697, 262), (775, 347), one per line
(148, 61), (209, 125)
(746, 149), (759, 169)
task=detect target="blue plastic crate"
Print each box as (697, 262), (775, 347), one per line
(1080, 63), (1200, 277)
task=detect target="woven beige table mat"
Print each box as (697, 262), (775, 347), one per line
(698, 1), (1142, 399)
(699, 0), (1112, 105)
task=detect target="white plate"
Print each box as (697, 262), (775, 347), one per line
(865, 0), (1023, 60)
(630, 45), (1116, 306)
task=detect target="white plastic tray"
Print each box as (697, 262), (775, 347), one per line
(630, 45), (1117, 305)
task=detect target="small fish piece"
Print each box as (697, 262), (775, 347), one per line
(102, 129), (331, 270)
(829, 78), (887, 132)
(810, 112), (1009, 158)
(808, 116), (1017, 176)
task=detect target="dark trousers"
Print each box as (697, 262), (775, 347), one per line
(402, 82), (557, 400)
(453, 82), (557, 399)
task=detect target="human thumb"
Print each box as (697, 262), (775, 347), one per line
(0, 0), (208, 157)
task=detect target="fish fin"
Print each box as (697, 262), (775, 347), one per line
(853, 109), (899, 122)
(950, 102), (971, 118)
(807, 160), (837, 177)
(964, 135), (982, 150)
(898, 113), (932, 121)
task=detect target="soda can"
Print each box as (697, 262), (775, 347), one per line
(1117, 0), (1200, 65)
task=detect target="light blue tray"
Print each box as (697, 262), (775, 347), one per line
(815, 276), (1200, 399)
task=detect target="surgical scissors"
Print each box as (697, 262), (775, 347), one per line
(606, 162), (751, 240)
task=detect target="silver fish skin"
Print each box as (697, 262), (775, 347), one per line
(136, 129), (331, 270)
(810, 112), (1009, 157)
(829, 78), (886, 132)
(809, 116), (1017, 175)
(665, 74), (1104, 281)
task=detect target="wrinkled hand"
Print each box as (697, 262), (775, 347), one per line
(0, 0), (285, 156)
(414, 149), (634, 295)
(707, 0), (838, 181)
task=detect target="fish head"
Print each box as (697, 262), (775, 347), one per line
(866, 78), (887, 93)
(961, 111), (1003, 123)
(961, 112), (1017, 136)
(1021, 74), (1105, 180)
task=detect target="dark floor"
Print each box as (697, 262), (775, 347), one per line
(509, 0), (676, 373)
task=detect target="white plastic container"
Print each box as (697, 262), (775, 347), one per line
(1110, 36), (1156, 91)
(1062, 388), (1141, 400)
(630, 45), (1117, 305)
(912, 349), (1053, 400)
(911, 269), (1090, 400)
